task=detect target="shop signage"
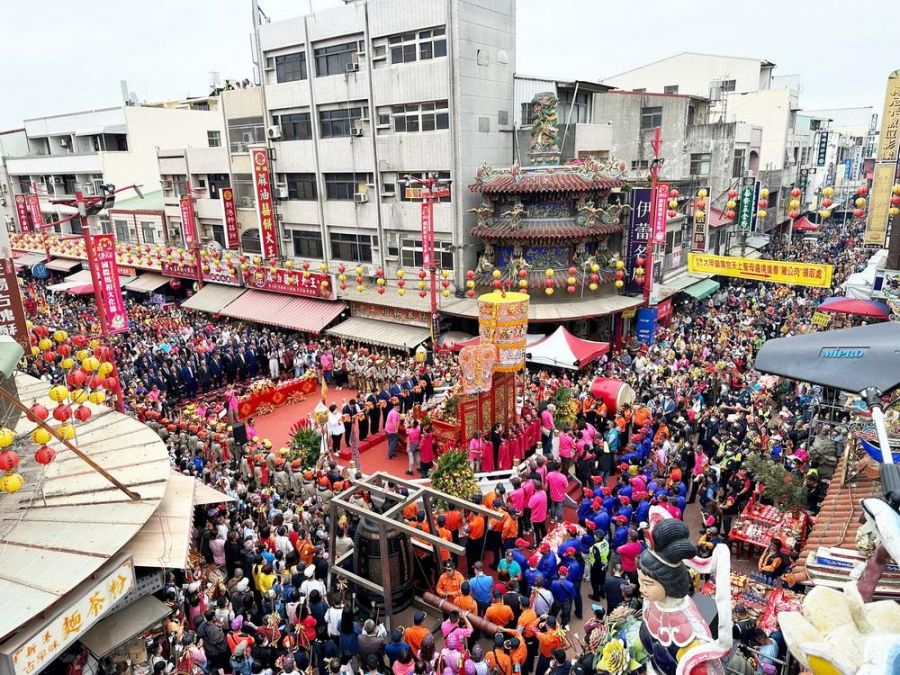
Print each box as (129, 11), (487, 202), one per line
(687, 253), (834, 288)
(179, 195), (198, 247)
(651, 182), (669, 245)
(25, 195), (42, 232)
(816, 131), (829, 166)
(737, 177), (758, 232)
(351, 301), (429, 327)
(2, 558), (135, 675)
(691, 185), (710, 253)
(0, 258), (30, 348)
(117, 265), (137, 277)
(202, 266), (243, 287)
(221, 187), (239, 249)
(161, 260), (200, 280)
(635, 307), (658, 345)
(798, 169), (809, 194)
(245, 265), (333, 300)
(877, 70), (900, 162)
(844, 158), (853, 178)
(811, 311), (832, 327)
(421, 201), (434, 267)
(864, 162), (894, 246)
(626, 188), (652, 293)
(251, 147), (279, 258)
(656, 297), (673, 326)
(93, 234), (129, 334)
(13, 195), (31, 233)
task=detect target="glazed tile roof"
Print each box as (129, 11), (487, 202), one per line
(473, 268), (616, 289)
(471, 218), (624, 241)
(469, 173), (624, 194)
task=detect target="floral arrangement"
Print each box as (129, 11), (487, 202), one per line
(287, 420), (323, 469)
(429, 449), (478, 501)
(589, 607), (647, 675)
(247, 379), (276, 394)
(550, 386), (580, 429)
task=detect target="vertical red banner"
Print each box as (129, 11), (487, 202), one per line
(652, 182), (669, 245)
(25, 194), (42, 232)
(13, 195), (31, 233)
(221, 187), (239, 249)
(0, 258), (30, 348)
(251, 148), (279, 258)
(180, 195), (198, 247)
(92, 233), (129, 334)
(420, 201), (434, 267)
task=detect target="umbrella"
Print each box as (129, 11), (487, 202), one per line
(817, 296), (890, 320)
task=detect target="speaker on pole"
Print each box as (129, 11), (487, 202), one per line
(232, 421), (248, 447)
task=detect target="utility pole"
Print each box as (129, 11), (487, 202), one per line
(644, 127), (662, 304)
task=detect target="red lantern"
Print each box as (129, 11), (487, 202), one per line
(821, 198), (833, 208)
(757, 199), (768, 209)
(590, 273), (600, 283)
(891, 196), (900, 207)
(29, 403), (49, 421)
(518, 269), (528, 279)
(57, 344), (72, 357)
(566, 285), (576, 294)
(636, 256), (645, 267)
(0, 450), (20, 471)
(74, 406), (92, 422)
(302, 261), (310, 270)
(667, 209), (677, 218)
(169, 278), (182, 290)
(789, 209), (800, 219)
(377, 287), (385, 294)
(727, 189), (738, 199)
(42, 351), (56, 363)
(695, 199), (706, 210)
(725, 210), (736, 220)
(418, 290), (427, 298)
(339, 282), (348, 290)
(492, 279), (502, 289)
(418, 269), (427, 279)
(669, 188), (680, 198)
(567, 266), (577, 276)
(466, 289), (475, 298)
(337, 263), (346, 273)
(441, 279), (450, 288)
(466, 269), (475, 279)
(71, 335), (87, 349)
(614, 270), (625, 281)
(34, 446), (56, 465)
(856, 185), (869, 197)
(790, 188), (802, 198)
(397, 279), (406, 288)
(854, 208), (866, 218)
(53, 405), (72, 421)
(104, 376), (118, 391)
(545, 278), (554, 289)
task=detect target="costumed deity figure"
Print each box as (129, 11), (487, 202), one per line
(475, 243), (495, 274)
(638, 506), (732, 675)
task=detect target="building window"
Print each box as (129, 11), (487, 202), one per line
(732, 149), (746, 178)
(291, 230), (324, 258)
(388, 26), (447, 64)
(690, 153), (711, 176)
(275, 52), (307, 82)
(208, 174), (229, 199)
(640, 106), (662, 130)
(170, 175), (187, 198)
(207, 130), (221, 148)
(281, 173), (317, 200)
(330, 232), (375, 262)
(664, 85), (679, 94)
(232, 174), (256, 208)
(631, 160), (649, 172)
(17, 177), (31, 194)
(559, 89), (591, 124)
(276, 112), (312, 141)
(141, 221), (156, 244)
(69, 217), (82, 235)
(521, 102), (534, 125)
(401, 238), (454, 269)
(319, 104), (367, 138)
(324, 173), (371, 200)
(399, 171), (451, 202)
(632, 88), (646, 93)
(314, 40), (359, 77)
(114, 220), (130, 243)
(211, 224), (226, 249)
(720, 79), (736, 92)
(241, 229), (262, 254)
(390, 100), (449, 133)
(227, 116), (265, 152)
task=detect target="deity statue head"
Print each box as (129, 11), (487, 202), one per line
(637, 519), (698, 601)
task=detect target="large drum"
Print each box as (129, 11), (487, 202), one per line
(352, 517), (414, 612)
(478, 290), (530, 373)
(590, 377), (636, 413)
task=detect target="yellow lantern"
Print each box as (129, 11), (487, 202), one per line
(492, 269), (502, 279)
(32, 428), (51, 445)
(588, 282), (598, 291)
(855, 198), (867, 208)
(397, 269), (406, 278)
(890, 207), (900, 218)
(697, 188), (708, 198)
(0, 473), (24, 494)
(591, 263), (600, 273)
(466, 280), (475, 289)
(30, 346), (40, 357)
(726, 200), (737, 210)
(98, 362), (114, 377)
(49, 385), (68, 402)
(441, 269), (450, 279)
(53, 330), (68, 343)
(76, 349), (89, 361)
(442, 289), (450, 298)
(355, 266), (364, 276)
(38, 338), (52, 351)
(398, 288), (406, 296)
(60, 357), (75, 370)
(545, 268), (555, 278)
(668, 199), (678, 209)
(26, 320), (33, 331)
(789, 199), (800, 209)
(615, 260), (625, 270)
(757, 210), (767, 219)
(566, 276), (576, 286)
(376, 277), (386, 286)
(759, 188), (769, 199)
(823, 186), (834, 197)
(284, 260), (294, 269)
(82, 356), (100, 373)
(893, 184), (900, 196)
(0, 428), (14, 448)
(253, 256), (262, 264)
(356, 284), (365, 292)
(71, 389), (88, 404)
(615, 279), (624, 289)
(544, 287), (554, 295)
(319, 262), (328, 272)
(58, 424), (76, 440)
(819, 209), (832, 220)
(89, 339), (100, 349)
(88, 390), (106, 404)
(518, 279), (528, 288)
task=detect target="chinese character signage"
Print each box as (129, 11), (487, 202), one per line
(737, 177), (758, 232)
(162, 259), (200, 280)
(687, 253), (833, 288)
(0, 258), (29, 348)
(179, 195), (197, 247)
(13, 195), (31, 233)
(817, 131), (829, 166)
(92, 234), (129, 333)
(25, 194), (42, 232)
(798, 168), (809, 193)
(421, 202), (434, 267)
(844, 158), (853, 178)
(246, 265), (333, 300)
(811, 311), (832, 327)
(3, 558), (134, 675)
(221, 187), (239, 249)
(691, 185), (710, 253)
(652, 182), (669, 245)
(864, 162), (894, 246)
(635, 307), (658, 345)
(251, 148), (279, 258)
(626, 188), (652, 293)
(877, 70), (900, 162)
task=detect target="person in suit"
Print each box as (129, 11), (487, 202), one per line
(367, 391), (380, 435)
(235, 348), (248, 380)
(197, 362), (212, 393)
(165, 364), (183, 400)
(222, 350), (237, 384)
(358, 398), (369, 441)
(207, 353), (223, 388)
(342, 399), (356, 448)
(245, 347), (258, 379)
(378, 389), (392, 427)
(179, 359), (197, 398)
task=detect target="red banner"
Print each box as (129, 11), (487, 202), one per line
(245, 265), (333, 299)
(420, 201), (434, 267)
(118, 265), (137, 277)
(221, 187), (239, 249)
(251, 148), (279, 258)
(93, 234), (129, 334)
(13, 195), (30, 233)
(652, 182), (669, 245)
(162, 260), (200, 280)
(237, 375), (318, 419)
(25, 194), (42, 232)
(0, 258), (30, 347)
(179, 195), (198, 247)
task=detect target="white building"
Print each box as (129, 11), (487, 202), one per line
(0, 128), (29, 238)
(4, 104), (223, 239)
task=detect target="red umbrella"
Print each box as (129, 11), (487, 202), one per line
(817, 296), (890, 319)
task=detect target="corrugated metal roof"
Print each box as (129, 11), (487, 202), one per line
(327, 317), (429, 350)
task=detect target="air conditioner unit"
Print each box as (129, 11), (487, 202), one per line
(354, 192), (369, 204)
(267, 124), (283, 140)
(59, 137), (69, 147)
(346, 62), (360, 73)
(350, 127), (364, 137)
(54, 177), (64, 185)
(276, 186), (289, 199)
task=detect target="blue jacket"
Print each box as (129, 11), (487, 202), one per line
(556, 537), (585, 558)
(591, 511), (611, 536)
(635, 500), (651, 524)
(511, 549), (529, 571)
(550, 577), (576, 603)
(612, 524), (629, 549)
(576, 498), (594, 523)
(563, 558), (584, 583)
(538, 551), (558, 582)
(524, 566), (542, 591)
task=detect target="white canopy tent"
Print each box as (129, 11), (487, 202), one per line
(525, 326), (609, 370)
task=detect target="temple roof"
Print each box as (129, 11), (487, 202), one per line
(470, 171), (624, 194)
(471, 217), (623, 242)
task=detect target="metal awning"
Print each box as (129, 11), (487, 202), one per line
(80, 596), (171, 658)
(45, 258), (83, 273)
(194, 481), (236, 506)
(124, 272), (170, 293)
(327, 317), (430, 350)
(219, 290), (346, 334)
(65, 269), (93, 284)
(682, 278), (720, 300)
(121, 471), (195, 569)
(746, 235), (770, 249)
(181, 283), (246, 314)
(13, 252), (47, 269)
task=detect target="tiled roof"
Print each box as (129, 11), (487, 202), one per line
(473, 268), (616, 289)
(469, 173), (624, 194)
(471, 218), (624, 241)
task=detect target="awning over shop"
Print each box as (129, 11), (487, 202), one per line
(682, 278), (720, 300)
(66, 269), (94, 284)
(80, 596), (171, 658)
(220, 290), (345, 334)
(13, 252), (47, 269)
(194, 481), (236, 506)
(327, 316), (430, 350)
(121, 471), (195, 569)
(181, 283), (246, 314)
(745, 235), (770, 249)
(45, 258), (82, 273)
(124, 272), (170, 293)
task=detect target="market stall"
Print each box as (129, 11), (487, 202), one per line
(727, 501), (810, 554)
(699, 573), (804, 633)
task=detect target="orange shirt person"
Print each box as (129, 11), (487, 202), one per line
(436, 561), (465, 604)
(484, 590), (515, 627)
(517, 606), (540, 639)
(455, 582), (479, 615)
(404, 611), (430, 656)
(485, 644), (514, 675)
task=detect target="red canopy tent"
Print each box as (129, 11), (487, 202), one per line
(525, 326), (609, 370)
(817, 296), (890, 319)
(792, 216), (819, 233)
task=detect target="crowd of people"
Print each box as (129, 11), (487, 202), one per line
(18, 212), (878, 675)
